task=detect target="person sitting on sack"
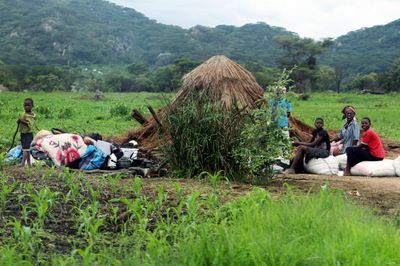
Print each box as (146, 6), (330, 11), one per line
(331, 105), (360, 155)
(344, 117), (385, 176)
(285, 117), (330, 174)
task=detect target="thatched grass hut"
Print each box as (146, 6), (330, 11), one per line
(173, 55), (264, 111)
(115, 55), (265, 149)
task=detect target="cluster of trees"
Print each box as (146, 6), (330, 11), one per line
(2, 29), (400, 93)
(0, 59), (202, 92)
(344, 60), (400, 92)
(2, 48), (400, 94)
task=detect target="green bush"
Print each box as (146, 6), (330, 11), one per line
(35, 105), (53, 119)
(161, 93), (245, 180)
(234, 71), (291, 180)
(57, 107), (74, 119)
(109, 102), (129, 118)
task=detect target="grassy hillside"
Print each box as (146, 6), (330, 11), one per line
(0, 0), (292, 66)
(321, 19), (400, 75)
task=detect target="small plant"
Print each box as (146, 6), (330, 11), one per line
(108, 175), (121, 194)
(110, 102), (129, 117)
(76, 201), (104, 244)
(131, 176), (143, 198)
(35, 105), (53, 118)
(155, 186), (167, 209)
(8, 220), (34, 253)
(30, 187), (59, 227)
(199, 170), (228, 193)
(58, 106), (74, 119)
(119, 195), (150, 233)
(0, 181), (16, 212)
(0, 152), (7, 171)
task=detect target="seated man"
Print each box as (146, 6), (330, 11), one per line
(285, 117), (331, 174)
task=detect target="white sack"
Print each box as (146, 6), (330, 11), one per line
(335, 154), (347, 170)
(304, 156), (339, 175)
(350, 159), (395, 177)
(393, 156), (400, 177)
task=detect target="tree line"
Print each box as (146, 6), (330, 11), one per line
(1, 35), (400, 93)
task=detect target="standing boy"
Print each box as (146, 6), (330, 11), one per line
(17, 98), (36, 167)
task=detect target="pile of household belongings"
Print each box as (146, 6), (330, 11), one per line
(6, 129), (154, 176)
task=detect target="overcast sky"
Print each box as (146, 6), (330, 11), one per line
(109, 0), (400, 39)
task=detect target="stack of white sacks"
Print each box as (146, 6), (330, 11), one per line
(303, 154), (400, 177)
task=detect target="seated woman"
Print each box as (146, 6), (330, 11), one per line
(331, 106), (360, 155)
(344, 117), (385, 175)
(285, 117), (330, 174)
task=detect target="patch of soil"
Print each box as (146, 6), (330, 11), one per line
(277, 173), (400, 216)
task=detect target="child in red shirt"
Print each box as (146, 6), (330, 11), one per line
(344, 117), (384, 175)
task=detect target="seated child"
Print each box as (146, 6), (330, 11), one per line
(285, 117), (330, 174)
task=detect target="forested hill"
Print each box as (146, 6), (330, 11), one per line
(0, 0), (293, 66)
(321, 19), (400, 75)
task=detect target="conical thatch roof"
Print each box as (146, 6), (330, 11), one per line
(172, 55), (264, 111)
(115, 56), (265, 150)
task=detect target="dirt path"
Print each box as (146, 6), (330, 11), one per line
(276, 174), (400, 216)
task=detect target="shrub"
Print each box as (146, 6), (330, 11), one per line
(234, 70), (291, 180)
(161, 93), (245, 180)
(35, 105), (53, 118)
(110, 102), (129, 117)
(57, 107), (73, 119)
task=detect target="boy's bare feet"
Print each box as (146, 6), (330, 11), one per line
(284, 168), (295, 174)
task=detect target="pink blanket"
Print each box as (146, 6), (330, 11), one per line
(32, 134), (87, 166)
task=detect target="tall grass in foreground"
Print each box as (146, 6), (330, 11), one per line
(2, 187), (393, 265)
(0, 164), (399, 265)
(133, 188), (400, 266)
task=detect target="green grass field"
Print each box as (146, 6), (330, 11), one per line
(1, 91), (399, 150)
(0, 92), (169, 148)
(288, 92), (400, 140)
(1, 92), (400, 264)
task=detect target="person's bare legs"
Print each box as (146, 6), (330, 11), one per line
(344, 164), (351, 176)
(20, 151), (30, 167)
(285, 145), (307, 174)
(26, 151), (31, 167)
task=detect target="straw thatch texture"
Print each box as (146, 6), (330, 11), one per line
(172, 55), (264, 111)
(117, 55), (265, 149)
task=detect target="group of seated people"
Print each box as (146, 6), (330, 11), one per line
(284, 106), (385, 176)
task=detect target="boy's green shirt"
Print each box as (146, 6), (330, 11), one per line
(19, 112), (36, 133)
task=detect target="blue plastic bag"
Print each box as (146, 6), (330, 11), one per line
(5, 145), (23, 163)
(79, 145), (107, 170)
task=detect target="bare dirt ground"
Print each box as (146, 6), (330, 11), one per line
(272, 173), (400, 217)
